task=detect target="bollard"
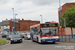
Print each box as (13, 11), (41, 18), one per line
(65, 35), (66, 41)
(69, 35), (71, 42)
(74, 34), (75, 40)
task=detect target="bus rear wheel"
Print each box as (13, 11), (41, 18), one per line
(32, 39), (35, 42)
(37, 38), (39, 43)
(53, 42), (55, 44)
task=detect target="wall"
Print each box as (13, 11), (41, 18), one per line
(19, 20), (40, 32)
(58, 3), (75, 22)
(9, 21), (20, 32)
(59, 27), (75, 35)
(0, 25), (10, 32)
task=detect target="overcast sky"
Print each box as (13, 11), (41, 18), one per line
(0, 0), (75, 23)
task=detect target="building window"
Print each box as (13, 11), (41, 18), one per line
(6, 26), (8, 29)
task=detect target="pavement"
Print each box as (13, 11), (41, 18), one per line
(0, 38), (75, 50)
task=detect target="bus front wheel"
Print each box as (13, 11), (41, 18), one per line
(53, 42), (55, 44)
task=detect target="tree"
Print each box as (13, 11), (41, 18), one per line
(60, 5), (75, 38)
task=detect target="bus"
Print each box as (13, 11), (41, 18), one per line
(30, 22), (59, 43)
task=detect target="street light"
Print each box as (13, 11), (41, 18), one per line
(59, 0), (63, 41)
(40, 15), (43, 23)
(12, 8), (15, 34)
(15, 14), (17, 33)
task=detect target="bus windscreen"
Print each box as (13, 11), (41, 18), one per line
(40, 27), (58, 36)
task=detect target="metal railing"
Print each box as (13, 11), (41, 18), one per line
(59, 35), (75, 42)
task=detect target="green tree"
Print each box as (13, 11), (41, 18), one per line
(60, 6), (75, 38)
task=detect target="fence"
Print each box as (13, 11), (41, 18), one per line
(59, 35), (75, 42)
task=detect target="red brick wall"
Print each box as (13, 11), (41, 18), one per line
(58, 3), (75, 22)
(9, 21), (20, 32)
(19, 20), (40, 31)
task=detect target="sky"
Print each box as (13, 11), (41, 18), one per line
(0, 0), (75, 23)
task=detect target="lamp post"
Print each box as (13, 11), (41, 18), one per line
(40, 15), (43, 23)
(59, 0), (63, 41)
(12, 8), (15, 34)
(15, 14), (17, 33)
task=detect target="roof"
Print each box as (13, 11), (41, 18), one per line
(11, 19), (20, 23)
(30, 22), (58, 28)
(30, 24), (40, 28)
(0, 20), (9, 26)
(58, 2), (75, 9)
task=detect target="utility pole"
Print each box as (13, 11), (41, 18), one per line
(12, 8), (15, 35)
(2, 21), (4, 35)
(59, 0), (63, 41)
(15, 14), (17, 33)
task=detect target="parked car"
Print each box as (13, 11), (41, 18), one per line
(2, 32), (9, 38)
(24, 32), (31, 40)
(6, 35), (22, 44)
(17, 32), (25, 38)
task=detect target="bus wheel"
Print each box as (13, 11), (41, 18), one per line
(32, 39), (35, 42)
(53, 42), (55, 44)
(37, 38), (39, 43)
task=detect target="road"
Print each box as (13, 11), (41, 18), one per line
(0, 39), (75, 50)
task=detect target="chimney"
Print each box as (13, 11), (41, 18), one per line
(22, 19), (24, 21)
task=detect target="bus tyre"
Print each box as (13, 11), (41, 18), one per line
(32, 39), (35, 42)
(37, 38), (39, 43)
(53, 42), (55, 44)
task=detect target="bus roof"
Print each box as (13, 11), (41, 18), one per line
(30, 22), (58, 28)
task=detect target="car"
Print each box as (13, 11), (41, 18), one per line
(2, 32), (9, 38)
(6, 35), (22, 44)
(24, 32), (31, 40)
(17, 32), (25, 38)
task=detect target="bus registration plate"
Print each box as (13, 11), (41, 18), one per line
(47, 41), (53, 42)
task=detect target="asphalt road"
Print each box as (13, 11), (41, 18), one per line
(0, 39), (75, 50)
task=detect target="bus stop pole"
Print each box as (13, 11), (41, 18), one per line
(2, 21), (4, 35)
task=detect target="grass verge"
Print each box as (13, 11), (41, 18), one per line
(0, 39), (7, 45)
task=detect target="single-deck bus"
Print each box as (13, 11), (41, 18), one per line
(30, 22), (59, 43)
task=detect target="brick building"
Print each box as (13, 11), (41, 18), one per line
(19, 19), (40, 32)
(58, 2), (75, 35)
(58, 2), (75, 22)
(0, 19), (40, 33)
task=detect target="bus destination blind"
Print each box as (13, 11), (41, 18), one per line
(41, 24), (57, 27)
